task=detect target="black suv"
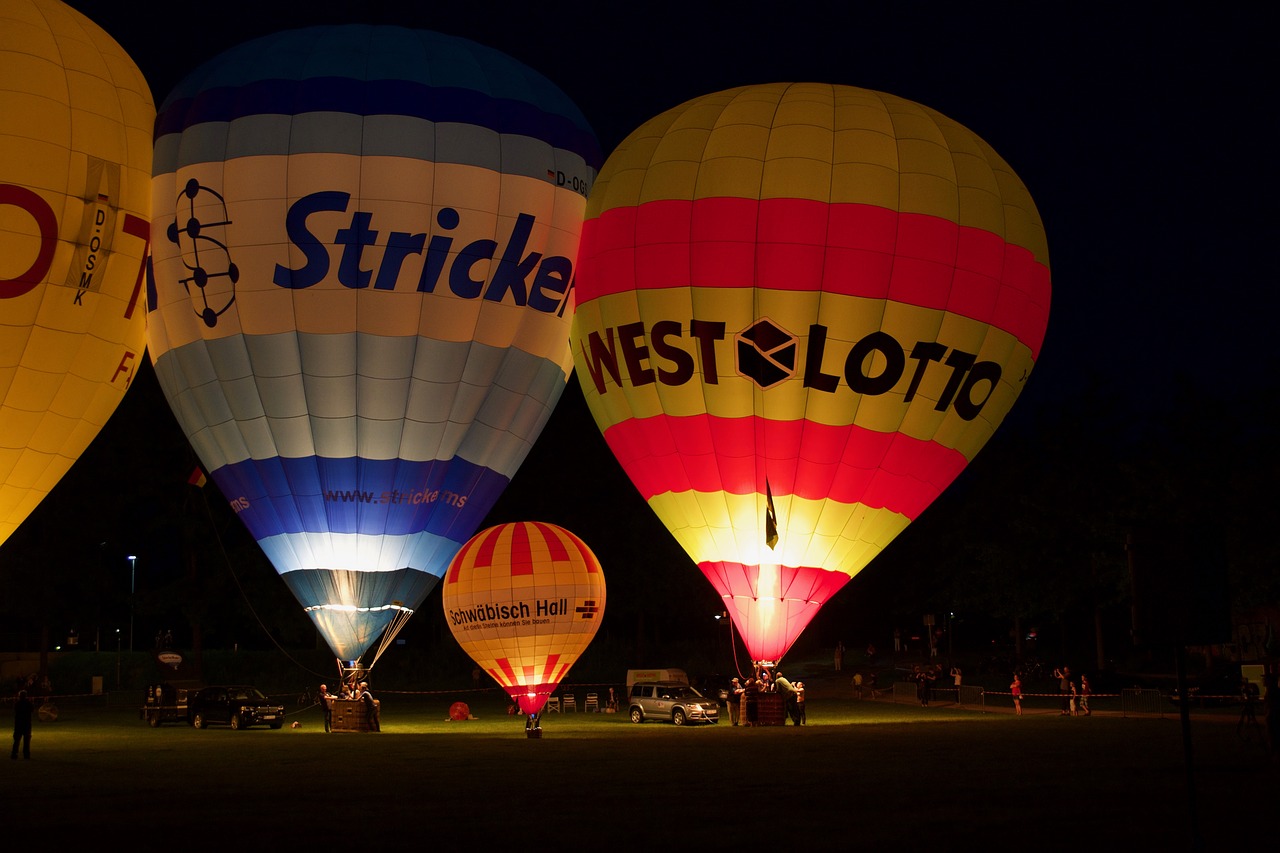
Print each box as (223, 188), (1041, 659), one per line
(188, 685), (285, 730)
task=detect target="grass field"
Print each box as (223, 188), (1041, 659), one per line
(2, 685), (1274, 850)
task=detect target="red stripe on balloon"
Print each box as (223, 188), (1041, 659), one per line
(579, 198), (1050, 358)
(509, 522), (533, 575)
(532, 521), (570, 564)
(602, 414), (967, 520)
(446, 529), (484, 584)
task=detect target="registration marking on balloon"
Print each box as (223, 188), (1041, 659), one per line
(0, 0), (153, 545)
(572, 83), (1050, 663)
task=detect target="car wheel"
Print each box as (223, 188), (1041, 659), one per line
(148, 713), (161, 728)
(270, 721), (283, 729)
(192, 713), (205, 729)
(673, 708), (686, 726)
(230, 713), (243, 730)
(630, 707), (644, 724)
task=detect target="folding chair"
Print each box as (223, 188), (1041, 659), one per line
(584, 693), (599, 712)
(562, 693), (577, 712)
(544, 696), (561, 713)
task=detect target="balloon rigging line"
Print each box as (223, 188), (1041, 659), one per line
(193, 484), (332, 681)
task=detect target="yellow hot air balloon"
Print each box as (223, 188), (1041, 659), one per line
(443, 522), (605, 734)
(0, 0), (153, 545)
(571, 83), (1049, 664)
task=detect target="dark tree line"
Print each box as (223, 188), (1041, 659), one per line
(2, 359), (1276, 676)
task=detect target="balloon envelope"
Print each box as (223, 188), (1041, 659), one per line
(0, 0), (153, 546)
(147, 26), (599, 662)
(443, 522), (605, 715)
(571, 83), (1050, 662)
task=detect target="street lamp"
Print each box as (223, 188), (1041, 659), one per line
(128, 555), (136, 652)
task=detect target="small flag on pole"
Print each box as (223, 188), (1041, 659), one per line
(187, 467), (207, 488)
(765, 479), (778, 550)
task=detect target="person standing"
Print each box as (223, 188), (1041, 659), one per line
(11, 689), (33, 759)
(1264, 664), (1279, 763)
(358, 682), (380, 732)
(1011, 674), (1023, 716)
(950, 665), (963, 702)
(795, 681), (807, 725)
(774, 672), (801, 725)
(728, 678), (744, 725)
(852, 672), (864, 699)
(318, 683), (333, 733)
(1055, 666), (1072, 715)
(1079, 674), (1092, 717)
(921, 665), (937, 707)
(834, 641), (845, 672)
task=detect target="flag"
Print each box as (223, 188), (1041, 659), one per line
(187, 467), (207, 487)
(765, 479), (778, 550)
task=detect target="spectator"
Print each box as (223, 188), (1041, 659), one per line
(11, 689), (33, 759)
(1054, 666), (1072, 715)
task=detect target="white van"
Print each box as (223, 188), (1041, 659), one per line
(625, 668), (689, 689)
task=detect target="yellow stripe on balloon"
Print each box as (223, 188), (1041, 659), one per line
(150, 157), (584, 348)
(647, 488), (910, 574)
(587, 84), (1047, 267)
(573, 287), (1032, 457)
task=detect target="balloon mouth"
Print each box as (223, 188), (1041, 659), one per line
(303, 602), (414, 614)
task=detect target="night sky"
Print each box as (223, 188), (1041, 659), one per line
(12, 1), (1272, 648)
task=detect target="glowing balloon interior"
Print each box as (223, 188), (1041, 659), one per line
(443, 522), (605, 716)
(146, 26), (600, 664)
(571, 83), (1050, 663)
(0, 0), (153, 546)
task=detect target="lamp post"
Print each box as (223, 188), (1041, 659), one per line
(128, 555), (136, 652)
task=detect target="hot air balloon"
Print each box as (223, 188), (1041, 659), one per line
(571, 83), (1049, 665)
(146, 26), (600, 677)
(0, 0), (153, 547)
(443, 521), (605, 735)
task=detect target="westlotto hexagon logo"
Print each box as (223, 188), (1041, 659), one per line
(735, 318), (797, 389)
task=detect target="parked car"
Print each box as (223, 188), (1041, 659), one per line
(188, 685), (285, 730)
(628, 682), (719, 726)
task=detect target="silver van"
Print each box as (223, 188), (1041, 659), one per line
(627, 681), (719, 726)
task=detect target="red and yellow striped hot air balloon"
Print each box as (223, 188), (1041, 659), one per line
(571, 83), (1049, 664)
(443, 522), (605, 723)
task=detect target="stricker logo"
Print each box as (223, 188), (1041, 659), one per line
(167, 178), (239, 328)
(736, 319), (796, 389)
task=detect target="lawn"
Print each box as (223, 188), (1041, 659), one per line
(2, 687), (1273, 849)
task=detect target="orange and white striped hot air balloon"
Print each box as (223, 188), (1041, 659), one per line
(571, 84), (1050, 664)
(443, 522), (605, 720)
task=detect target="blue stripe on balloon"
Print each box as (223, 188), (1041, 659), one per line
(156, 77), (600, 168)
(209, 455), (508, 540)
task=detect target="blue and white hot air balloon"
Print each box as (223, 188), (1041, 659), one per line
(146, 25), (600, 671)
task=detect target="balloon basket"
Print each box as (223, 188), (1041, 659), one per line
(526, 727), (543, 739)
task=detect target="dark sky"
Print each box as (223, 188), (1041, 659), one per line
(68, 0), (1273, 406)
(35, 1), (1274, 639)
